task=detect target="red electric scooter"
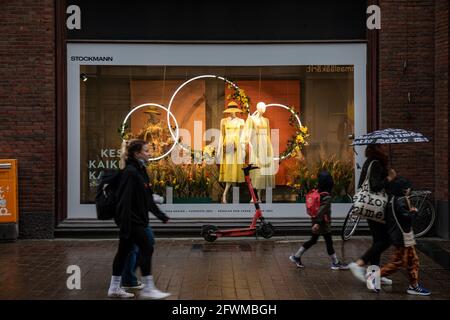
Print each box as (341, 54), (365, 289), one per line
(201, 164), (275, 242)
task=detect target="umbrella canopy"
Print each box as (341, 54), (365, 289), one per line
(351, 128), (429, 146)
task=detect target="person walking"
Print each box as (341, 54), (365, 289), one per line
(349, 144), (396, 285)
(289, 171), (348, 270)
(107, 139), (170, 299)
(121, 194), (164, 290)
(377, 177), (431, 296)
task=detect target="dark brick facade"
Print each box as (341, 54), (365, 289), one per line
(434, 0), (449, 237)
(0, 1), (56, 238)
(0, 1), (447, 238)
(378, 0), (448, 236)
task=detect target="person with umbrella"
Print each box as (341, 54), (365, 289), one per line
(347, 129), (429, 287)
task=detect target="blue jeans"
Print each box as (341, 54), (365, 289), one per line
(121, 226), (155, 286)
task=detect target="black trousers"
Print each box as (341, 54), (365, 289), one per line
(303, 232), (335, 255)
(360, 219), (391, 266)
(112, 225), (154, 276)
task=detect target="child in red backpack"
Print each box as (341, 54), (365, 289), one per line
(289, 171), (348, 270)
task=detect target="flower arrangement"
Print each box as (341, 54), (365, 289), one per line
(317, 156), (354, 200)
(286, 156), (354, 202)
(285, 158), (317, 200)
(280, 110), (310, 160)
(118, 123), (132, 140)
(226, 83), (250, 114)
(145, 148), (222, 201)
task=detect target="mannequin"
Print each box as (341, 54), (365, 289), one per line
(217, 101), (245, 203)
(241, 102), (275, 202)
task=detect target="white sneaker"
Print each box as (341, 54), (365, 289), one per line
(108, 287), (135, 299)
(139, 288), (171, 300)
(366, 272), (381, 293)
(349, 262), (366, 283)
(121, 282), (145, 290)
(381, 277), (393, 285)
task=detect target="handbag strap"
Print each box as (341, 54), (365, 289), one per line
(363, 160), (377, 192)
(390, 196), (407, 234)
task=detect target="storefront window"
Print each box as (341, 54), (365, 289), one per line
(80, 65), (355, 205)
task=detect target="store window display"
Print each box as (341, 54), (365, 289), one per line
(79, 65), (355, 205)
(241, 101), (275, 202)
(217, 101), (246, 203)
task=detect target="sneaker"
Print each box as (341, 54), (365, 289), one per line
(331, 261), (349, 270)
(366, 273), (381, 293)
(289, 255), (305, 268)
(139, 288), (171, 300)
(108, 287), (135, 299)
(121, 281), (145, 290)
(407, 284), (431, 296)
(381, 277), (393, 286)
(348, 262), (366, 282)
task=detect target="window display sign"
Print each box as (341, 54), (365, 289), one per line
(65, 0), (367, 41)
(67, 43), (367, 218)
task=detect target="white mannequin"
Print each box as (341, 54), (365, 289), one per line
(244, 101), (275, 203)
(253, 102), (266, 202)
(221, 111), (246, 203)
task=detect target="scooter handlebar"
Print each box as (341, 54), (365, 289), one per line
(242, 164), (259, 175)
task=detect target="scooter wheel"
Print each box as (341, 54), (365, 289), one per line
(201, 225), (218, 242)
(260, 222), (275, 239)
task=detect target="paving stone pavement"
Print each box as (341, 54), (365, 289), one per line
(0, 237), (449, 300)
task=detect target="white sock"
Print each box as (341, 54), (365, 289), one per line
(294, 247), (305, 258)
(109, 276), (121, 290)
(330, 253), (339, 264)
(142, 275), (155, 291)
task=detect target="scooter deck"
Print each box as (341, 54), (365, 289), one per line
(215, 227), (257, 237)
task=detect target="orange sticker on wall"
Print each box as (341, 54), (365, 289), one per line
(0, 159), (18, 224)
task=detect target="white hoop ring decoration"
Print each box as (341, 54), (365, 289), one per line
(121, 103), (179, 162)
(251, 103), (303, 161)
(166, 75), (245, 146)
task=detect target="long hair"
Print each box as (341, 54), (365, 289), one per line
(365, 144), (388, 167)
(119, 139), (148, 169)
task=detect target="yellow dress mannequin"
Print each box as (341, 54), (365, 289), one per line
(217, 102), (245, 203)
(241, 102), (275, 201)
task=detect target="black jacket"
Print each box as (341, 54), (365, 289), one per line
(386, 196), (413, 246)
(358, 157), (391, 193)
(114, 158), (168, 238)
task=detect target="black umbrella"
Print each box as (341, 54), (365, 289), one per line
(351, 128), (429, 146)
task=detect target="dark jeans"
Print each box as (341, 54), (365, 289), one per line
(360, 219), (391, 266)
(112, 225), (154, 277)
(121, 226), (155, 285)
(303, 232), (335, 255)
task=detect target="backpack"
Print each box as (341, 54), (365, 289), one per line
(305, 189), (329, 218)
(95, 169), (122, 220)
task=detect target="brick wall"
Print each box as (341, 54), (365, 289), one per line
(378, 0), (437, 193)
(434, 0), (448, 202)
(0, 0), (55, 238)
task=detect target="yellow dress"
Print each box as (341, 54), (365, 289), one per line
(241, 115), (275, 189)
(218, 117), (245, 183)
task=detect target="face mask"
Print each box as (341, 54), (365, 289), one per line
(138, 158), (148, 166)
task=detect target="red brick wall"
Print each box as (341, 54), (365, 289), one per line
(0, 0), (55, 237)
(378, 0), (438, 195)
(434, 0), (448, 202)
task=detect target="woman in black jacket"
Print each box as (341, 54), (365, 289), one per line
(107, 139), (170, 299)
(349, 144), (397, 284)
